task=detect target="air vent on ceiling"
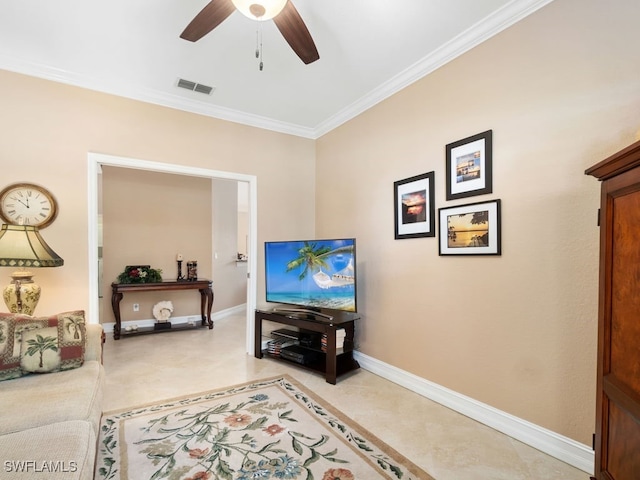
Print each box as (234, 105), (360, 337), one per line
(176, 78), (214, 95)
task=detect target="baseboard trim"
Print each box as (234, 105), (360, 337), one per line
(353, 351), (594, 474)
(215, 304), (247, 319)
(101, 304), (246, 333)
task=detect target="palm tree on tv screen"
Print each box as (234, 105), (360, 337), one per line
(285, 242), (354, 281)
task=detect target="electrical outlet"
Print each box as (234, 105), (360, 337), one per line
(133, 303), (140, 312)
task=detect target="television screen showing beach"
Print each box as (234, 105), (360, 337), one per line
(265, 239), (356, 312)
(446, 210), (489, 248)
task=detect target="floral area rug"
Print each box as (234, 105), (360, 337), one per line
(96, 375), (433, 480)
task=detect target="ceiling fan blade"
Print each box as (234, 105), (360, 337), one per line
(180, 0), (236, 42)
(273, 1), (319, 64)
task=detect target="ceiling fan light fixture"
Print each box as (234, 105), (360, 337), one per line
(232, 0), (287, 21)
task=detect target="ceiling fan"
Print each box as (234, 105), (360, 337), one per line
(180, 0), (320, 65)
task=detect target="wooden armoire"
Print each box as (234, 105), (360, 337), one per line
(586, 139), (640, 480)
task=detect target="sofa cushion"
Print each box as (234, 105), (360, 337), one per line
(0, 360), (104, 436)
(0, 420), (96, 480)
(0, 311), (86, 380)
(0, 315), (21, 381)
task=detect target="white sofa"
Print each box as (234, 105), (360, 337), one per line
(0, 323), (105, 479)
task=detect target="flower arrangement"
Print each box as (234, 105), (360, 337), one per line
(117, 265), (163, 284)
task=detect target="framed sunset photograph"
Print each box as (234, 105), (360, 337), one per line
(438, 199), (501, 255)
(446, 130), (493, 200)
(394, 172), (435, 239)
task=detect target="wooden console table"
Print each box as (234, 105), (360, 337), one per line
(111, 280), (213, 340)
(254, 308), (360, 384)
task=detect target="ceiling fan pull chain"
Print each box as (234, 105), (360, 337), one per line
(255, 24), (260, 59)
(258, 21), (264, 71)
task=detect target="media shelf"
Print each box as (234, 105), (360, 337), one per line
(119, 321), (208, 338)
(254, 309), (360, 384)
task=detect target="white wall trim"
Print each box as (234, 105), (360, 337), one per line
(314, 0), (555, 138)
(87, 153), (258, 352)
(0, 0), (554, 140)
(353, 351), (594, 475)
(218, 303), (247, 319)
(0, 53), (316, 139)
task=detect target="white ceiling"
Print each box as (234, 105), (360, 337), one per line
(0, 0), (552, 139)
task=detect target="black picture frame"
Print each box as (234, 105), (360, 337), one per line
(394, 172), (435, 239)
(446, 130), (493, 200)
(438, 199), (501, 255)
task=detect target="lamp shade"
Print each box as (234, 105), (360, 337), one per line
(0, 224), (63, 269)
(231, 0), (287, 20)
(0, 224), (63, 315)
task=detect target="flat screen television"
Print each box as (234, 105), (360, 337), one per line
(264, 238), (357, 313)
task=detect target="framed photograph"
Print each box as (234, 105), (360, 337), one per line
(446, 130), (492, 200)
(438, 199), (501, 255)
(394, 172), (435, 239)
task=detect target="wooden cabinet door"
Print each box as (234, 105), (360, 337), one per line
(587, 140), (640, 480)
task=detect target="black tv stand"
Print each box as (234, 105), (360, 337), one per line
(255, 309), (360, 384)
(271, 307), (334, 321)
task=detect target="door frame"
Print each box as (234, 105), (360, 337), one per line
(87, 152), (258, 354)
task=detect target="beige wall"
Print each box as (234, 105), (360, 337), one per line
(316, 0), (640, 445)
(212, 178), (247, 311)
(0, 69), (316, 318)
(101, 167), (215, 322)
(1, 0), (639, 451)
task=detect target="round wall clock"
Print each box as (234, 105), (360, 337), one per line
(0, 183), (58, 228)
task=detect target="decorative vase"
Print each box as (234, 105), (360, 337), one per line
(2, 271), (41, 315)
(187, 261), (198, 281)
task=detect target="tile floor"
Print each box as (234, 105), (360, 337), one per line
(102, 313), (589, 480)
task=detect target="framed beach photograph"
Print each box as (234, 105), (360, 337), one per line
(446, 130), (492, 200)
(394, 172), (435, 239)
(438, 199), (501, 255)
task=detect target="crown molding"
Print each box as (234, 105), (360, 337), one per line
(0, 53), (316, 139)
(0, 0), (553, 140)
(313, 0), (555, 138)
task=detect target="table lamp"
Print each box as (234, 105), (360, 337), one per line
(0, 224), (64, 315)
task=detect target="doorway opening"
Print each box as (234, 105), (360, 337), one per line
(87, 152), (258, 354)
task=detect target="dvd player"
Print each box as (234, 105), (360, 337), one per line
(279, 345), (319, 365)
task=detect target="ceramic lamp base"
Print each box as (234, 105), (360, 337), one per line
(2, 271), (41, 315)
